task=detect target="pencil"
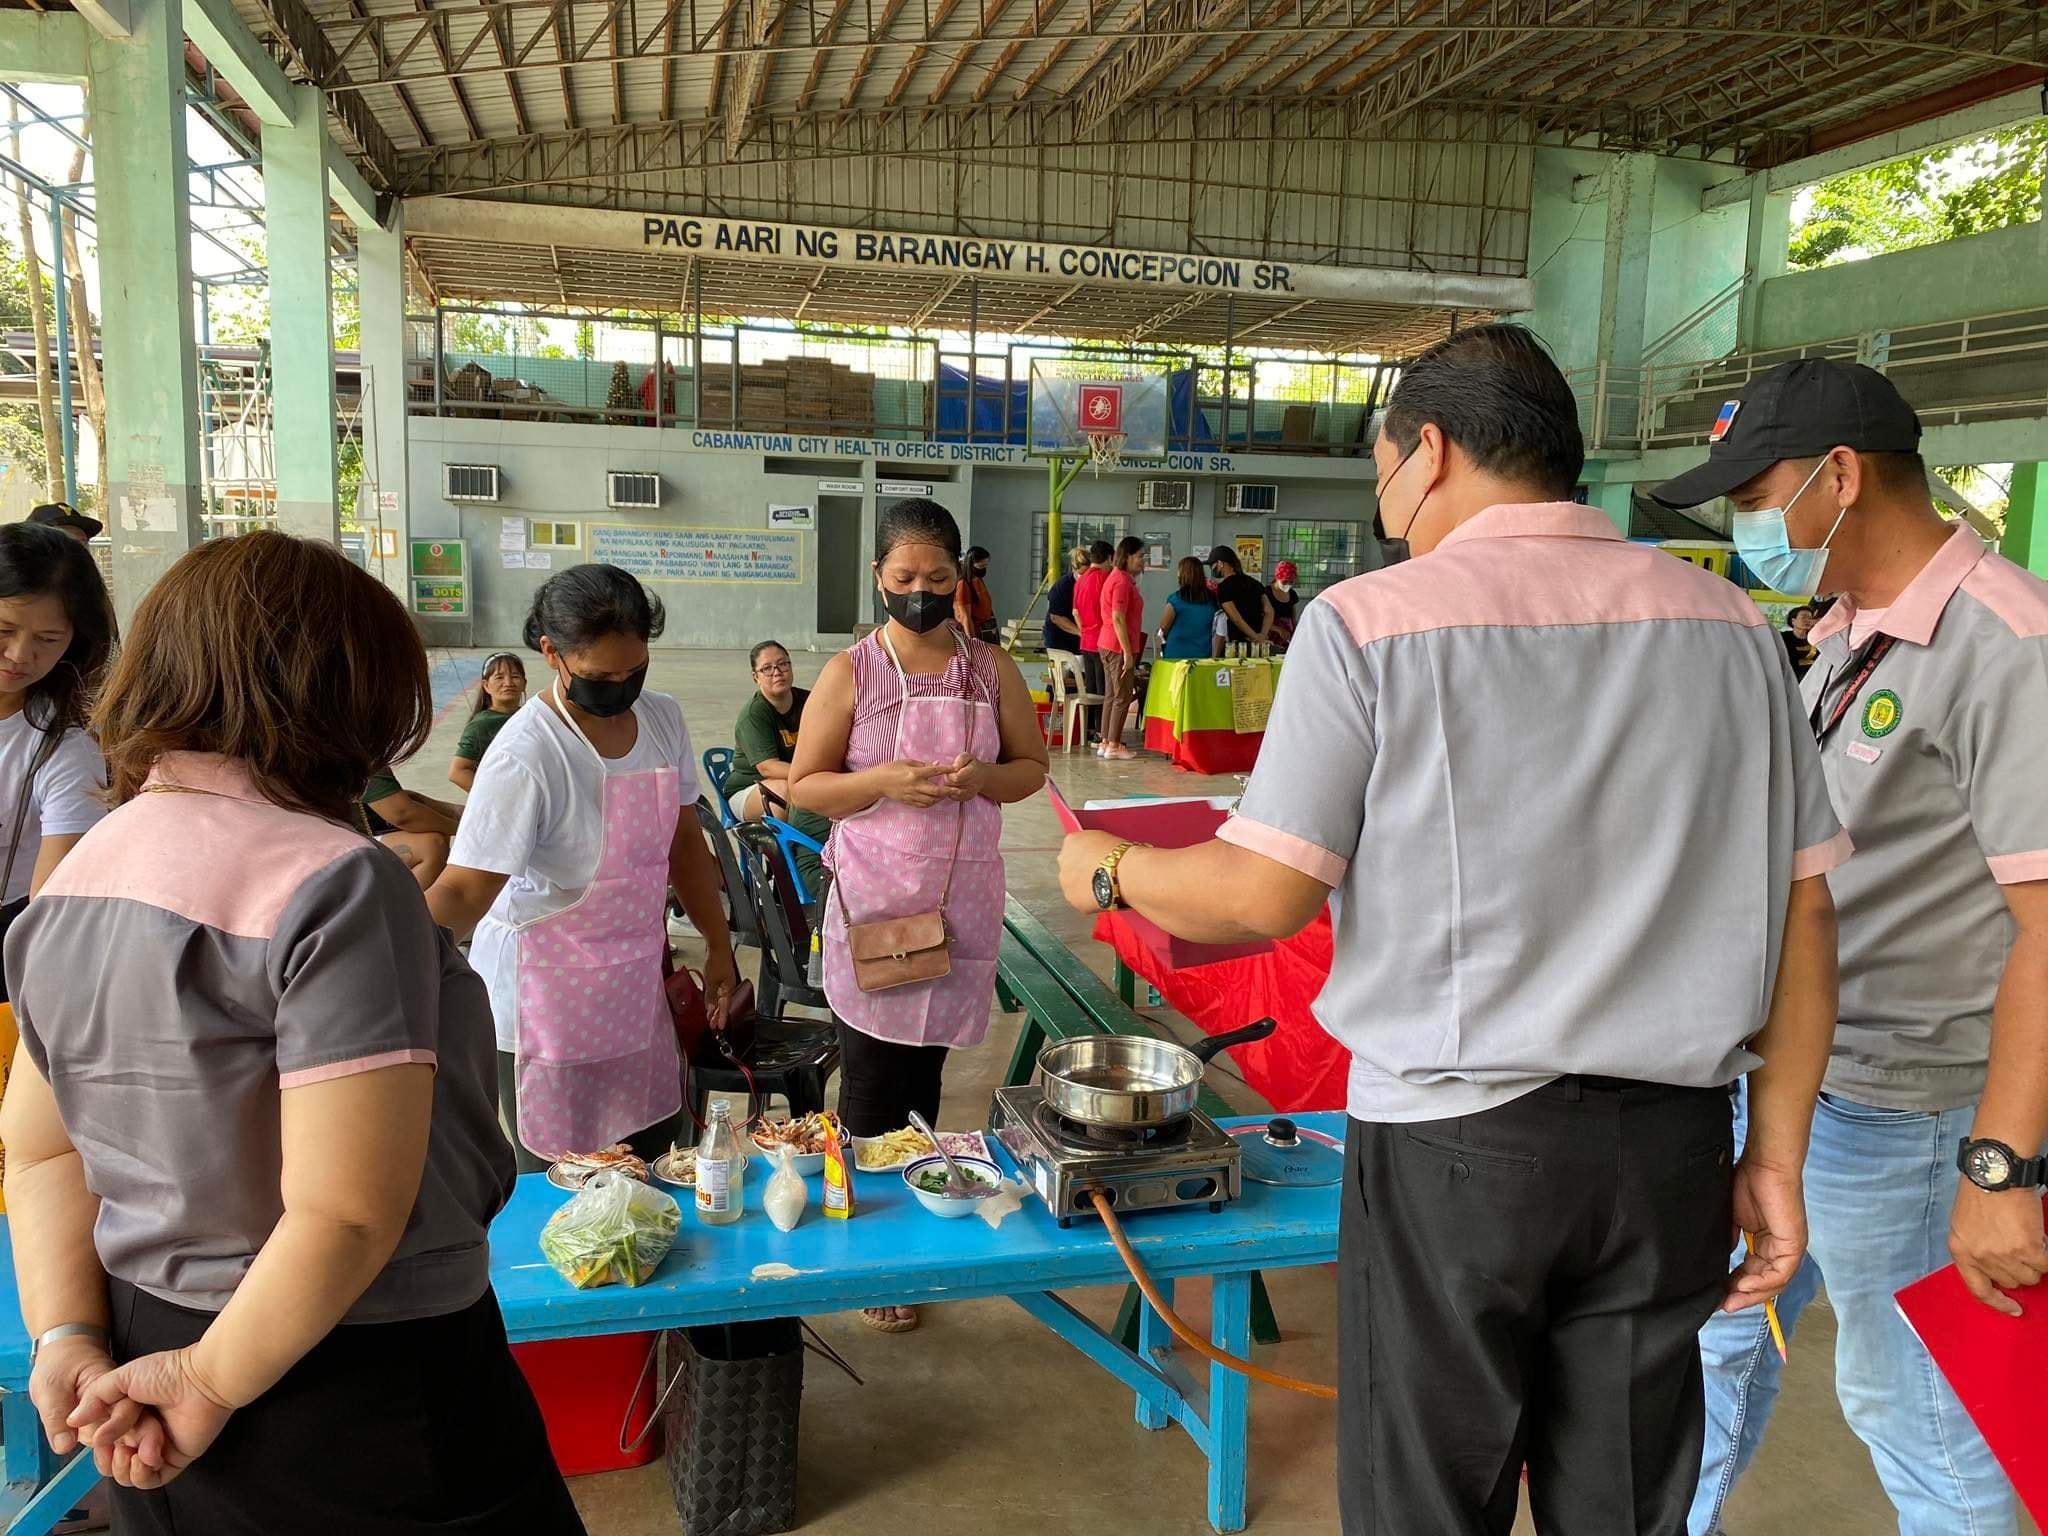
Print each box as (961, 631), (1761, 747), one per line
(1744, 1230), (1789, 1361)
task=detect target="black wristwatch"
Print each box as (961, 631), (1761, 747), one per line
(1956, 1137), (2048, 1193)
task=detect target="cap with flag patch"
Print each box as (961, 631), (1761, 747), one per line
(1651, 359), (1921, 509)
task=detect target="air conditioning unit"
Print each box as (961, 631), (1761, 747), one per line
(443, 463), (500, 502)
(1136, 479), (1191, 512)
(607, 471), (662, 509)
(1226, 482), (1279, 513)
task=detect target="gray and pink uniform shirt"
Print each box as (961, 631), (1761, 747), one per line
(1220, 501), (1849, 1123)
(7, 752), (514, 1320)
(1803, 525), (2048, 1111)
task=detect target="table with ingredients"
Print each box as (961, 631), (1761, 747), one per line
(0, 1113), (1342, 1536)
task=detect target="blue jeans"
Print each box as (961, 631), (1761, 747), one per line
(1689, 1089), (2016, 1536)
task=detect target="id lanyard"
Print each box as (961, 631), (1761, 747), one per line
(1809, 632), (1898, 746)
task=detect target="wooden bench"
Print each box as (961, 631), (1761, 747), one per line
(994, 896), (1281, 1346)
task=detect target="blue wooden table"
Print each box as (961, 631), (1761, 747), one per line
(3, 1114), (1342, 1534)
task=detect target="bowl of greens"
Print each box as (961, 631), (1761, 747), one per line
(901, 1154), (1005, 1218)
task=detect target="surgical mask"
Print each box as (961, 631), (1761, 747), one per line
(1379, 444), (1431, 544)
(884, 588), (954, 634)
(1730, 458), (1849, 596)
(557, 662), (647, 718)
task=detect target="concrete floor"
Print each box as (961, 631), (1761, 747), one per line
(395, 645), (2015, 1536)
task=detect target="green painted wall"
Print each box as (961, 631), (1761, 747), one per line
(1755, 218), (2048, 350)
(1520, 148), (1613, 374)
(2007, 462), (2048, 577)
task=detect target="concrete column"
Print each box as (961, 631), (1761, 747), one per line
(88, 0), (203, 621)
(1736, 180), (1793, 351)
(265, 81), (338, 542)
(1594, 154), (1656, 447)
(357, 206), (410, 599)
(2006, 463), (2048, 578)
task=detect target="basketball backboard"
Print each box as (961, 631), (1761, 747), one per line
(1027, 360), (1172, 465)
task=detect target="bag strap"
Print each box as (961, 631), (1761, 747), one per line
(1, 723), (63, 902)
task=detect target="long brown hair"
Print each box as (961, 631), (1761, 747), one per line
(1175, 556), (1212, 606)
(95, 532), (432, 823)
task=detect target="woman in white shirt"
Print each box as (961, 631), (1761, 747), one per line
(426, 566), (738, 1172)
(0, 522), (114, 997)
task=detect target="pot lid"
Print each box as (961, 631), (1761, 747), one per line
(1228, 1118), (1343, 1186)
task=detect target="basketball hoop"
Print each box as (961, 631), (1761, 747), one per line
(1083, 428), (1127, 477)
(1077, 383), (1126, 477)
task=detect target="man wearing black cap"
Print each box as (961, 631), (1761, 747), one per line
(25, 503), (101, 545)
(1656, 359), (2048, 1536)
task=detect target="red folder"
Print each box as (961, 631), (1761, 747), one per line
(1044, 781), (1273, 969)
(1895, 1248), (2048, 1523)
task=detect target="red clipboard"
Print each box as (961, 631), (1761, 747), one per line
(1895, 1239), (2048, 1523)
(1045, 781), (1272, 968)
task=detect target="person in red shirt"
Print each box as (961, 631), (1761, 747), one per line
(1096, 536), (1148, 760)
(1072, 540), (1114, 744)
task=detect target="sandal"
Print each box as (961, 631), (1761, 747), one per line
(860, 1306), (920, 1333)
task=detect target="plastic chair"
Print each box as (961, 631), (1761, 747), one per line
(732, 822), (832, 1019)
(762, 815), (825, 908)
(1047, 652), (1101, 755)
(702, 747), (737, 827)
(692, 798), (762, 952)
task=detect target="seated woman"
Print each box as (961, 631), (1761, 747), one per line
(448, 652), (527, 791)
(361, 767), (462, 891)
(1, 531), (580, 1533)
(725, 640), (829, 889)
(1158, 557), (1221, 661)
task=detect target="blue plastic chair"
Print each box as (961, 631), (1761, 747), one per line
(701, 747), (737, 827)
(762, 815), (826, 908)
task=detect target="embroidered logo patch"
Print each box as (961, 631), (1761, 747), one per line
(1862, 689), (1902, 738)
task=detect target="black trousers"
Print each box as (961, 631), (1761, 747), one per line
(835, 1022), (948, 1137)
(108, 1280), (585, 1536)
(1080, 648), (1104, 739)
(496, 1050), (687, 1175)
(1339, 1078), (1734, 1536)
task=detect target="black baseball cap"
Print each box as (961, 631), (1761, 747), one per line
(27, 501), (102, 538)
(1650, 359), (1921, 509)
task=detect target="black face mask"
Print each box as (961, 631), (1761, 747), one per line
(973, 563), (989, 577)
(883, 588), (954, 634)
(558, 661), (648, 718)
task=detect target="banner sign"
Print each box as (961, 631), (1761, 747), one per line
(588, 525), (803, 584)
(408, 539), (468, 617)
(407, 198), (1532, 311)
(688, 429), (1238, 475)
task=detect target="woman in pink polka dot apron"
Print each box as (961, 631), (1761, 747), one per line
(789, 498), (1050, 1150)
(509, 682), (684, 1161)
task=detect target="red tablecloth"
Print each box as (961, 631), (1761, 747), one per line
(1142, 717), (1265, 774)
(1096, 907), (1347, 1112)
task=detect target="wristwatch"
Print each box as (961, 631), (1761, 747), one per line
(1956, 1137), (2048, 1193)
(1092, 842), (1145, 912)
(31, 1322), (109, 1364)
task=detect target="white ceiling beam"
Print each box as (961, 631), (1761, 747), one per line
(186, 0), (298, 127)
(71, 0), (133, 43)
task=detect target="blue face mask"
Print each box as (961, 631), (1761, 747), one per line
(1730, 458), (1849, 596)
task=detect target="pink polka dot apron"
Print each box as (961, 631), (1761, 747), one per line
(510, 684), (684, 1159)
(822, 628), (1005, 1048)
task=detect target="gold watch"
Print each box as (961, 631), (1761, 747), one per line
(1092, 842), (1146, 912)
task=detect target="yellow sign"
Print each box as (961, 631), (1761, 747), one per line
(1230, 662), (1276, 734)
(1235, 535), (1264, 575)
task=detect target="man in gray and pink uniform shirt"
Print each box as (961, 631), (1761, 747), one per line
(1059, 324), (1845, 1535)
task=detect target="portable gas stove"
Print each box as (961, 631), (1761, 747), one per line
(988, 1084), (1242, 1227)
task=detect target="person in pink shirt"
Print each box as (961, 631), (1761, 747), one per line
(1096, 536), (1147, 759)
(1072, 540), (1114, 744)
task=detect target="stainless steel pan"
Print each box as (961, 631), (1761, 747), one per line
(1036, 1018), (1278, 1130)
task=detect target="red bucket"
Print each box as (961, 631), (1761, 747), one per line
(512, 1331), (662, 1477)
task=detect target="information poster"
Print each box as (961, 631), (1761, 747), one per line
(1144, 532), (1171, 569)
(1234, 534), (1264, 575)
(408, 538), (468, 617)
(588, 525), (803, 584)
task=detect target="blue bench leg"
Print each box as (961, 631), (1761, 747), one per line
(1207, 1273), (1252, 1534)
(1134, 1279), (1173, 1431)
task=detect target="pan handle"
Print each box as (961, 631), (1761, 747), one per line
(1189, 1017), (1278, 1065)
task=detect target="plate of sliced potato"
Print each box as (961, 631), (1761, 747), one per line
(853, 1127), (990, 1172)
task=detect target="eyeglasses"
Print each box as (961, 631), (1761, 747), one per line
(755, 661), (794, 676)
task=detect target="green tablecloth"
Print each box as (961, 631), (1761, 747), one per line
(1142, 658), (1285, 773)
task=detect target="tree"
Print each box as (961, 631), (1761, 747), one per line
(1790, 121), (2048, 271)
(57, 130), (106, 512)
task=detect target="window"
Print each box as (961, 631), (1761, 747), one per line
(1268, 519), (1368, 597)
(1030, 513), (1128, 585)
(529, 520), (581, 549)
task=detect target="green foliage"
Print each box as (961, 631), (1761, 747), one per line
(0, 233), (57, 332)
(445, 311), (514, 355)
(1790, 121), (2048, 271)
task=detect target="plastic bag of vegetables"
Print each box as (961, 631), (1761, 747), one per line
(539, 1169), (682, 1289)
